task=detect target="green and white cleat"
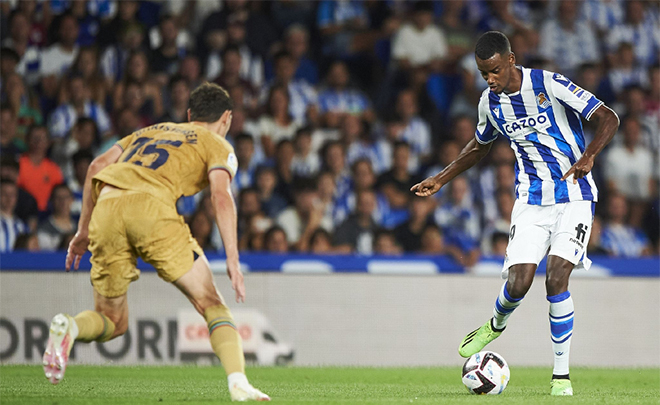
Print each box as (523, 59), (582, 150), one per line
(458, 320), (503, 358)
(551, 379), (573, 396)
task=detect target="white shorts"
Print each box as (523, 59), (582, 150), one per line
(502, 200), (595, 278)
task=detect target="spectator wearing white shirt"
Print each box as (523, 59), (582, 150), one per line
(40, 13), (80, 79)
(0, 179), (28, 252)
(606, 0), (660, 68)
(538, 0), (601, 77)
(36, 184), (77, 251)
(391, 1), (448, 72)
(48, 74), (111, 139)
(254, 85), (300, 158)
(604, 115), (655, 228)
(291, 127), (321, 177)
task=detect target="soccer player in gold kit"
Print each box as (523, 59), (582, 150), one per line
(42, 83), (270, 401)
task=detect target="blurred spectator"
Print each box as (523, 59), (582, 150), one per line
(345, 115), (388, 174)
(579, 0), (625, 35)
(100, 21), (146, 86)
(0, 154), (38, 230)
(587, 215), (608, 255)
(159, 75), (190, 123)
(606, 0), (659, 67)
(69, 46), (107, 105)
(333, 189), (379, 254)
(252, 85), (300, 158)
(391, 1), (447, 72)
(309, 227), (335, 254)
(276, 177), (331, 251)
(539, 0), (601, 77)
(481, 188), (515, 254)
(179, 55), (203, 90)
(419, 223), (445, 254)
(318, 60), (373, 125)
(237, 188), (264, 242)
(373, 229), (403, 255)
(394, 195), (435, 252)
(17, 125), (64, 212)
(280, 24), (318, 85)
(604, 115), (655, 227)
(334, 158), (386, 225)
(48, 74), (111, 139)
(214, 46), (259, 104)
(377, 141), (416, 194)
(320, 140), (351, 200)
(188, 208), (214, 251)
(0, 104), (24, 159)
(490, 231), (509, 257)
(233, 133), (258, 193)
(68, 0), (101, 47)
(606, 43), (649, 97)
(97, 0), (142, 49)
(40, 13), (79, 78)
(255, 165), (288, 218)
(475, 0), (533, 35)
(438, 0), (474, 66)
(3, 72), (43, 138)
(601, 194), (651, 257)
(434, 176), (480, 266)
(2, 11), (42, 86)
(315, 170), (337, 232)
(150, 14), (191, 82)
(274, 139), (295, 203)
(317, 0), (370, 58)
(111, 51), (163, 121)
(51, 117), (97, 180)
(291, 127), (321, 177)
(617, 86), (658, 153)
(262, 51), (317, 125)
(263, 225), (289, 253)
(13, 232), (40, 251)
(0, 179), (28, 252)
(37, 183), (76, 251)
(394, 89), (432, 170)
(0, 47), (20, 84)
(67, 149), (93, 221)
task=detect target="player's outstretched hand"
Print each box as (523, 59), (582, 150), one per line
(561, 155), (594, 184)
(65, 231), (89, 271)
(410, 177), (442, 197)
(226, 261), (246, 303)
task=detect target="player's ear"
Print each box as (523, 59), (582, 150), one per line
(509, 52), (516, 66)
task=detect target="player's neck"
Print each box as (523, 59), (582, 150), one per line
(503, 66), (523, 95)
(191, 121), (226, 138)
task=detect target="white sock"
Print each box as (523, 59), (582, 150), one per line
(492, 282), (524, 330)
(69, 315), (79, 340)
(548, 291), (574, 377)
(227, 372), (248, 390)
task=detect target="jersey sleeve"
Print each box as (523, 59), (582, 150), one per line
(550, 73), (603, 121)
(206, 137), (238, 180)
(115, 134), (134, 151)
(474, 92), (499, 144)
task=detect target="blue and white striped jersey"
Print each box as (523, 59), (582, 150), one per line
(1, 214), (27, 252)
(475, 66), (602, 206)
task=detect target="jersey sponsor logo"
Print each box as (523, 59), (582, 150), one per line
(227, 153), (238, 174)
(537, 92), (551, 108)
(503, 112), (551, 138)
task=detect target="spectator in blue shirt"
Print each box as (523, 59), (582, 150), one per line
(0, 179), (28, 252)
(318, 60), (374, 125)
(601, 193), (652, 257)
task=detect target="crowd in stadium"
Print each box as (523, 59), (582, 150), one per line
(0, 0), (658, 263)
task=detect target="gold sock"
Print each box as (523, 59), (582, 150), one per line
(73, 310), (116, 342)
(204, 304), (245, 375)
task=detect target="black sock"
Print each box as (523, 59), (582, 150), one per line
(552, 373), (570, 380)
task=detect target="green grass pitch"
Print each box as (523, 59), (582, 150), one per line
(1, 365), (658, 404)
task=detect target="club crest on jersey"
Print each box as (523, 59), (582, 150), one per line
(537, 92), (551, 109)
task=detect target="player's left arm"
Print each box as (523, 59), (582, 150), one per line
(561, 105), (619, 184)
(65, 144), (124, 270)
(549, 73), (620, 183)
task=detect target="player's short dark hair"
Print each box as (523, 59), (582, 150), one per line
(189, 82), (233, 123)
(475, 31), (511, 60)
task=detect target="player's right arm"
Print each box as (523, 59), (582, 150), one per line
(208, 168), (245, 303)
(411, 93), (496, 196)
(66, 144), (125, 270)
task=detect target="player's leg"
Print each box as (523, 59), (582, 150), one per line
(173, 256), (269, 401)
(459, 201), (552, 357)
(459, 263), (536, 357)
(545, 201), (594, 396)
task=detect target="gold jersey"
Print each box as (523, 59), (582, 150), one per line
(93, 122), (237, 204)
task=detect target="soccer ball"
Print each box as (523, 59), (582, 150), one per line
(461, 351), (510, 395)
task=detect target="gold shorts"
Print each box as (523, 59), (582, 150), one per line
(89, 187), (204, 297)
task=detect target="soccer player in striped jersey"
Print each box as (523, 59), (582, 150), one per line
(411, 31), (620, 396)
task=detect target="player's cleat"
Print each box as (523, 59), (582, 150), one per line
(43, 313), (77, 385)
(458, 320), (503, 358)
(229, 381), (271, 402)
(551, 379), (573, 396)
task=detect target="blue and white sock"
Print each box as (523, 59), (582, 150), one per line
(548, 291), (574, 378)
(491, 282), (524, 331)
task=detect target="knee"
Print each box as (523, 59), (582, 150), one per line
(545, 274), (568, 296)
(193, 293), (224, 316)
(506, 281), (529, 299)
